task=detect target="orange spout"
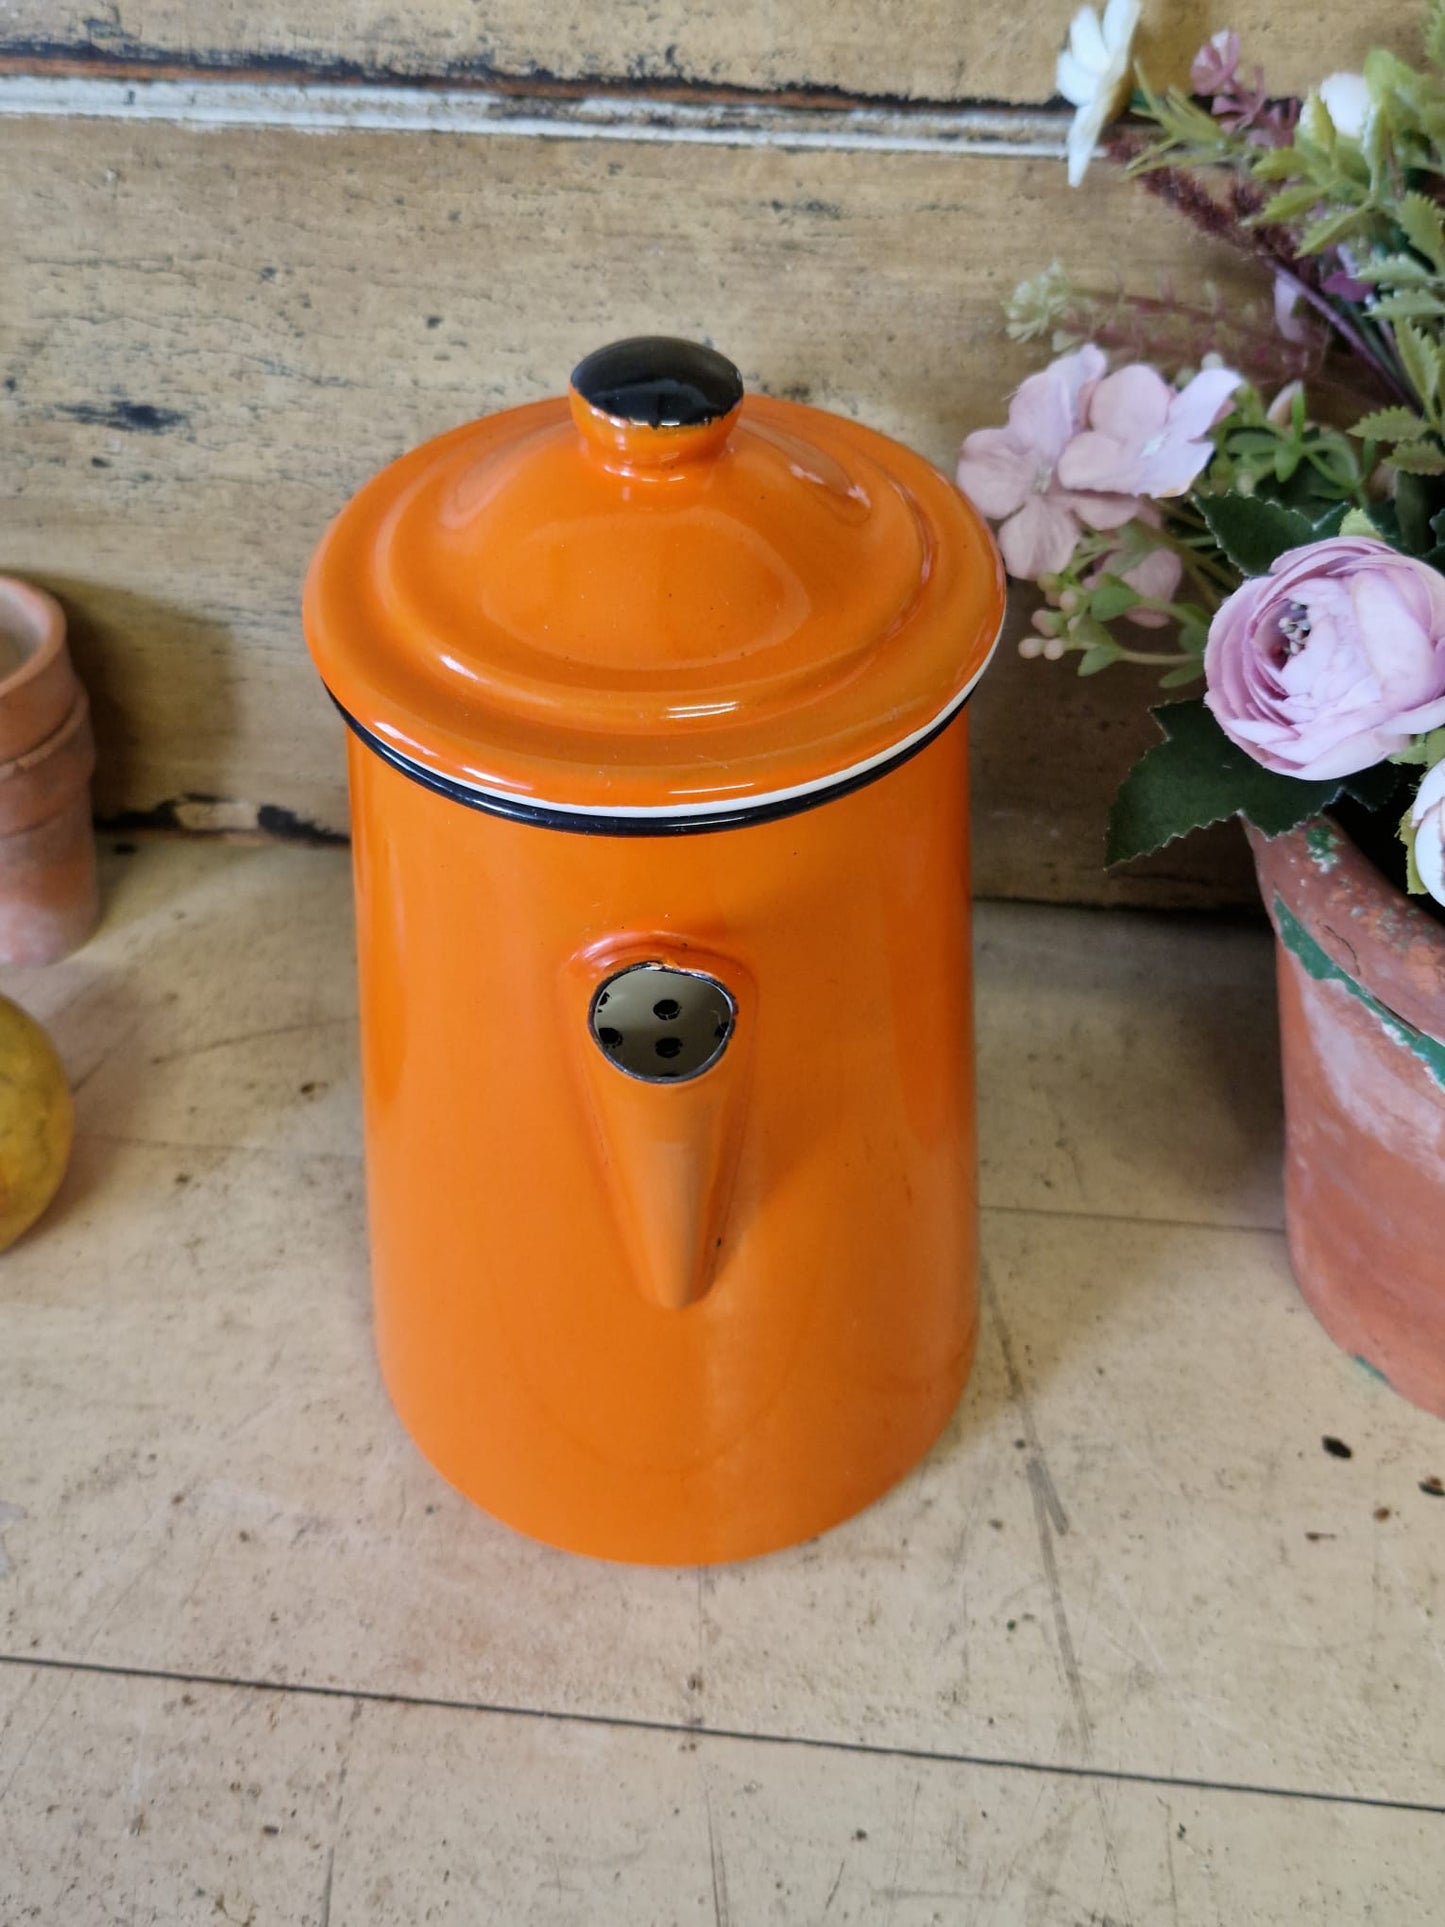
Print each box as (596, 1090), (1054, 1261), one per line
(574, 954), (750, 1311)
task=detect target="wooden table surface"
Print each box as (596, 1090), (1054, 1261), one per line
(0, 837), (1442, 1923)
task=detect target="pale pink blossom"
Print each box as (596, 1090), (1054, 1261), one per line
(1204, 538), (1445, 780)
(1411, 759), (1445, 907)
(1057, 362), (1243, 498)
(1191, 30), (1240, 96)
(955, 345), (1140, 579)
(1088, 538), (1183, 628)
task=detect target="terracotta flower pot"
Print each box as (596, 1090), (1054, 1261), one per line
(0, 579), (99, 964)
(1248, 818), (1445, 1419)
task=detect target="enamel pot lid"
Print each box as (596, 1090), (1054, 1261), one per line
(304, 337), (1005, 831)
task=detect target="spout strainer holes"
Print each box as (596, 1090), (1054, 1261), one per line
(588, 963), (736, 1083)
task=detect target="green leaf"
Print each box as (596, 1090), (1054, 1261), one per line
(1226, 429), (1288, 456)
(1158, 661), (1205, 688)
(1290, 128), (1333, 174)
(1354, 252), (1436, 284)
(1406, 816), (1426, 895)
(1297, 92), (1337, 152)
(1352, 406), (1430, 440)
(1389, 440), (1445, 475)
(1273, 443), (1302, 483)
(1076, 643), (1118, 676)
(1363, 93), (1390, 189)
(1399, 188), (1445, 269)
(1308, 502), (1351, 538)
(1144, 84), (1230, 147)
(1361, 499), (1406, 548)
(1106, 700), (1351, 865)
(1197, 494), (1314, 573)
(1364, 46), (1425, 99)
(1088, 575), (1141, 621)
(1393, 727), (1445, 770)
(1341, 505), (1383, 537)
(1299, 206), (1369, 255)
(1340, 762), (1407, 810)
(1428, 0), (1445, 69)
(1259, 183), (1326, 224)
(1251, 146), (1307, 180)
(1371, 291), (1445, 322)
(1396, 319), (1442, 411)
(1395, 470), (1438, 551)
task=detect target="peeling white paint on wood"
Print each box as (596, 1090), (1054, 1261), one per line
(4, 0), (1414, 110)
(0, 72), (1071, 155)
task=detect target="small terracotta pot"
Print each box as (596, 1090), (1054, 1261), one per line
(1249, 818), (1445, 1419)
(0, 579), (99, 964)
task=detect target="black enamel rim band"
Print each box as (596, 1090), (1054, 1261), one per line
(330, 693), (974, 838)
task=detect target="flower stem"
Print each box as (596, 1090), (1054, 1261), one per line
(1104, 646), (1199, 667)
(1148, 521), (1237, 597)
(1271, 266), (1413, 408)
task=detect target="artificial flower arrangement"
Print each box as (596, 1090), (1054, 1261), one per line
(957, 0), (1445, 910)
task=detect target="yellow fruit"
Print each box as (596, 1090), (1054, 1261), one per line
(0, 993), (72, 1250)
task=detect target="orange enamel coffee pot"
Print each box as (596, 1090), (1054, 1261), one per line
(304, 338), (1004, 1564)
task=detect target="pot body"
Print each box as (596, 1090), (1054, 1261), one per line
(0, 580), (99, 965)
(1250, 820), (1445, 1419)
(348, 717), (978, 1564)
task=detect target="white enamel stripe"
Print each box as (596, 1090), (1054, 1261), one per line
(0, 74), (1070, 159)
(374, 614), (1003, 821)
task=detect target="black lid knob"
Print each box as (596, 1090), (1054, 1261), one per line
(570, 337), (744, 429)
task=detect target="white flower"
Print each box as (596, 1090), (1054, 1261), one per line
(1411, 759), (1445, 907)
(1319, 71), (1371, 139)
(1057, 0), (1142, 188)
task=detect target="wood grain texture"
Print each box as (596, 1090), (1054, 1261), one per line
(1, 114), (1262, 904)
(3, 0), (1417, 106)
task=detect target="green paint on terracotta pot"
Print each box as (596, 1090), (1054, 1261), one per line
(1305, 821), (1341, 871)
(1273, 894), (1445, 1090)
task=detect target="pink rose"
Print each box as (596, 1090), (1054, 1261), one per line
(1204, 537), (1445, 780)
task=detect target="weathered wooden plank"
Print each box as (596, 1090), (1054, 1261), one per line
(1, 115), (1262, 904)
(2, 0), (1415, 108)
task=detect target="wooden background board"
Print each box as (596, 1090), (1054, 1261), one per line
(3, 1), (1408, 904)
(5, 1), (1412, 103)
(2, 112), (1265, 903)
